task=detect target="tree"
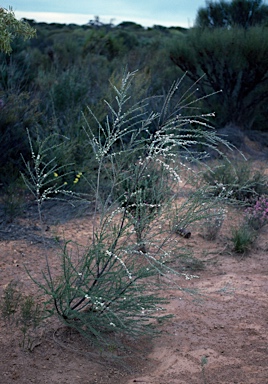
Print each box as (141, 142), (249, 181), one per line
(170, 26), (268, 130)
(0, 7), (36, 54)
(195, 0), (268, 29)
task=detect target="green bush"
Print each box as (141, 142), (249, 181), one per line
(0, 7), (36, 54)
(203, 160), (268, 202)
(170, 26), (268, 131)
(231, 223), (256, 254)
(0, 281), (43, 351)
(195, 0), (268, 29)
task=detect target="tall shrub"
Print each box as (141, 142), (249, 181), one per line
(22, 70), (230, 349)
(170, 26), (268, 130)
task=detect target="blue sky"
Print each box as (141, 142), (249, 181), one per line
(3, 1), (207, 28)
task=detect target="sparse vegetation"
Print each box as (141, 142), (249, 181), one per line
(0, 281), (43, 351)
(203, 160), (268, 203)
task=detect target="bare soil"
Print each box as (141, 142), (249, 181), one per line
(0, 166), (268, 384)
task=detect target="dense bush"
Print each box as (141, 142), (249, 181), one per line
(0, 21), (186, 186)
(195, 0), (268, 29)
(170, 26), (268, 131)
(1, 13), (268, 192)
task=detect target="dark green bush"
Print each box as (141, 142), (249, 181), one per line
(170, 26), (268, 131)
(231, 223), (256, 254)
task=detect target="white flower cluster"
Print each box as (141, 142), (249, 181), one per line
(182, 273), (199, 280)
(84, 294), (106, 311)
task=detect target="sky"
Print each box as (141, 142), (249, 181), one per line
(2, 1), (207, 28)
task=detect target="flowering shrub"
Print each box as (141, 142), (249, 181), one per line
(22, 70), (231, 350)
(245, 195), (268, 230)
(203, 160), (268, 202)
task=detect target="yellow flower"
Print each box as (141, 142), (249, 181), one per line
(73, 178), (79, 184)
(64, 181), (68, 185)
(54, 172), (58, 177)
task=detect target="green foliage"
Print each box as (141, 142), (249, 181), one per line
(0, 91), (41, 179)
(1, 179), (25, 222)
(18, 295), (43, 351)
(195, 0), (268, 29)
(170, 26), (268, 130)
(203, 160), (268, 202)
(231, 223), (256, 253)
(19, 295), (42, 329)
(0, 7), (36, 54)
(0, 19), (187, 186)
(118, 160), (173, 250)
(0, 281), (43, 351)
(201, 355), (208, 384)
(20, 128), (75, 223)
(50, 67), (89, 111)
(41, 239), (172, 345)
(0, 280), (22, 323)
(83, 29), (133, 60)
(171, 184), (227, 242)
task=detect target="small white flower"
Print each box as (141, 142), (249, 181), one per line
(109, 322), (116, 327)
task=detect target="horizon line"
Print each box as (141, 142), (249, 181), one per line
(13, 10), (192, 29)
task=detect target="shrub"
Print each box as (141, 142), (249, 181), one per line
(0, 281), (43, 351)
(22, 70), (230, 350)
(0, 280), (21, 323)
(0, 179), (26, 222)
(116, 160), (173, 251)
(245, 194), (268, 230)
(170, 26), (268, 131)
(231, 223), (256, 254)
(0, 90), (42, 184)
(171, 186), (226, 238)
(0, 7), (36, 54)
(203, 160), (268, 202)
